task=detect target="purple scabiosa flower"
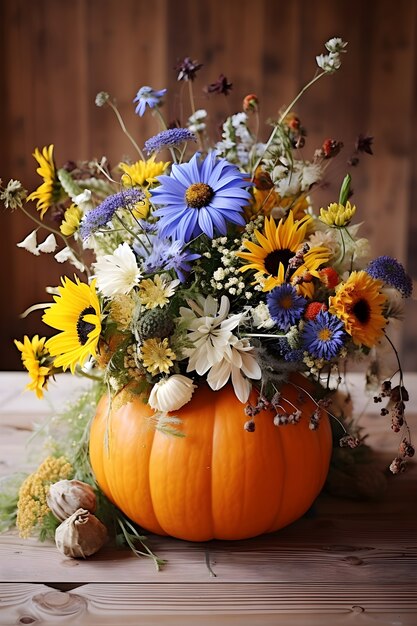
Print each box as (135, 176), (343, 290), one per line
(151, 152), (251, 243)
(141, 237), (200, 282)
(366, 256), (413, 298)
(266, 284), (307, 331)
(301, 310), (346, 360)
(144, 128), (196, 155)
(79, 189), (145, 240)
(133, 86), (167, 117)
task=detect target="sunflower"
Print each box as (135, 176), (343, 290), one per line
(43, 276), (101, 373)
(119, 155), (170, 187)
(329, 270), (387, 348)
(14, 335), (53, 399)
(237, 213), (330, 295)
(27, 145), (62, 218)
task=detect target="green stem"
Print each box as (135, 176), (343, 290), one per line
(108, 101), (145, 160)
(251, 71), (326, 178)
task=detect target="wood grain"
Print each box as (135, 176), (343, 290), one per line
(0, 373), (416, 622)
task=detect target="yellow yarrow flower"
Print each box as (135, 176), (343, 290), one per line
(17, 455), (73, 538)
(139, 338), (176, 375)
(119, 155), (170, 187)
(319, 200), (356, 227)
(27, 145), (62, 219)
(60, 204), (83, 236)
(14, 335), (53, 399)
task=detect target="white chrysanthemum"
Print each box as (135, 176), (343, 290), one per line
(251, 302), (275, 329)
(180, 295), (246, 376)
(148, 375), (196, 412)
(93, 242), (141, 297)
(207, 337), (261, 403)
(17, 230), (40, 255)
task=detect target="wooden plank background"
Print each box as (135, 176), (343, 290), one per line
(1, 0), (416, 370)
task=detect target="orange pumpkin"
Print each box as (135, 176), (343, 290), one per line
(89, 375), (332, 541)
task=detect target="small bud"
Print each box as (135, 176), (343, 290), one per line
(338, 173), (351, 206)
(244, 420), (256, 432)
(243, 94), (259, 113)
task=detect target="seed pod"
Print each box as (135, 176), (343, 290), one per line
(55, 508), (107, 558)
(47, 479), (97, 521)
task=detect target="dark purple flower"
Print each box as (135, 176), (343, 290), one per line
(175, 57), (203, 82)
(205, 74), (233, 96)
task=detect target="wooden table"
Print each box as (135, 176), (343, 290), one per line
(1, 372), (416, 625)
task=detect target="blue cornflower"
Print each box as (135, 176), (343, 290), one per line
(133, 86), (167, 117)
(273, 337), (304, 362)
(79, 189), (144, 240)
(366, 256), (413, 298)
(141, 237), (200, 282)
(151, 152), (251, 243)
(144, 128), (196, 155)
(301, 310), (346, 360)
(266, 284), (307, 331)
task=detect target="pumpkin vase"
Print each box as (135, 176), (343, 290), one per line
(89, 375), (333, 542)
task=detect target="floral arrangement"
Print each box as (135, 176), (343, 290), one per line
(1, 38), (414, 556)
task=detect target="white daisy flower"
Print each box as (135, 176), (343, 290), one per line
(93, 242), (141, 297)
(207, 337), (261, 403)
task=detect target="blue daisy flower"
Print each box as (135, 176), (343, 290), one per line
(366, 256), (413, 298)
(301, 310), (346, 360)
(266, 284), (307, 331)
(151, 152), (251, 243)
(133, 86), (167, 117)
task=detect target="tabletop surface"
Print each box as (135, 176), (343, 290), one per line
(0, 372), (416, 625)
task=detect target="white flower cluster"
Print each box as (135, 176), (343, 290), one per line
(187, 109), (207, 133)
(316, 37), (347, 74)
(216, 112), (261, 165)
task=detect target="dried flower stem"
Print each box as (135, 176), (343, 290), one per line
(107, 100), (145, 160)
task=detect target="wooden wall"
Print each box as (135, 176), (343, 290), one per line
(1, 0), (416, 371)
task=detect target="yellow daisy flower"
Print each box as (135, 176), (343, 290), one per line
(138, 275), (177, 309)
(131, 189), (150, 220)
(14, 335), (53, 399)
(27, 145), (62, 219)
(236, 213), (330, 295)
(139, 337), (176, 375)
(329, 270), (387, 348)
(60, 204), (83, 236)
(319, 200), (356, 227)
(43, 276), (101, 373)
(119, 155), (170, 187)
